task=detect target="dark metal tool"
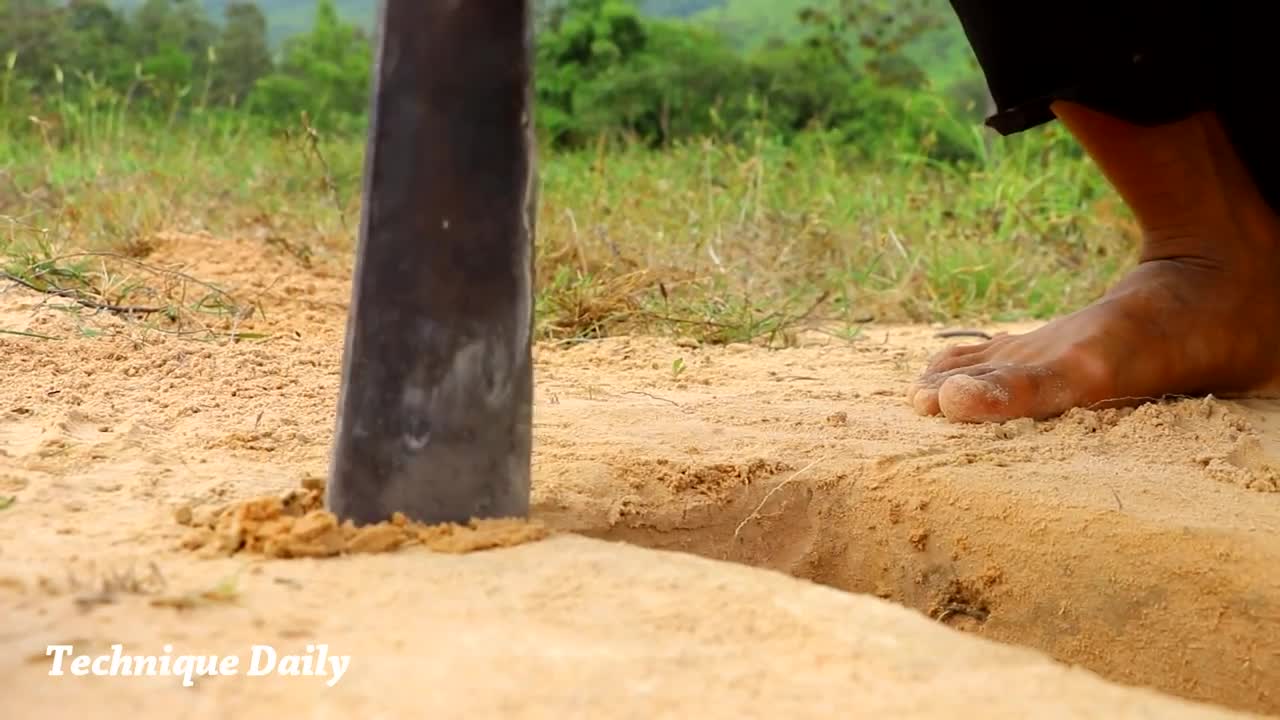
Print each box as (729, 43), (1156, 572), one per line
(327, 0), (537, 526)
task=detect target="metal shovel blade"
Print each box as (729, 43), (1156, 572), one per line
(326, 0), (536, 526)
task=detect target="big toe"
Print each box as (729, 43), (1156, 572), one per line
(936, 368), (1067, 423)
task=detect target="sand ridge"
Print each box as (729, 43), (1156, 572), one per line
(0, 231), (1278, 718)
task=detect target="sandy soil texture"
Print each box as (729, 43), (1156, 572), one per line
(1, 232), (1278, 719)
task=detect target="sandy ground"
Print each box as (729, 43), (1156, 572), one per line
(0, 232), (1278, 719)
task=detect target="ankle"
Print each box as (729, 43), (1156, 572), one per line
(1052, 102), (1224, 221)
(1052, 102), (1280, 265)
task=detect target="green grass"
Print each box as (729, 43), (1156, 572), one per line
(0, 95), (1138, 346)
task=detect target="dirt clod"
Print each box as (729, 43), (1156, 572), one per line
(177, 479), (552, 559)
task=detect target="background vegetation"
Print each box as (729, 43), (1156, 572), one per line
(0, 0), (1134, 344)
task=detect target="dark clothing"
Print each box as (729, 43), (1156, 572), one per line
(949, 2), (1278, 211)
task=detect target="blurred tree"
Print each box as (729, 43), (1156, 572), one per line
(535, 0), (651, 144)
(250, 0), (371, 128)
(213, 1), (274, 106)
(797, 0), (944, 89)
(0, 0), (76, 92)
(128, 0), (216, 105)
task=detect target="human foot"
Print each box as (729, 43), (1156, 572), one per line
(910, 259), (1280, 421)
(909, 103), (1280, 423)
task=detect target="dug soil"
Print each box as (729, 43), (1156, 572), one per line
(1, 232), (1277, 718)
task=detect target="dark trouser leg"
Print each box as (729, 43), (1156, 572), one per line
(947, 1), (1280, 213)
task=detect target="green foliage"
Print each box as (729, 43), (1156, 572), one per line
(689, 0), (807, 48)
(249, 0), (370, 129)
(0, 0), (1114, 345)
(213, 2), (273, 106)
(1, 0), (995, 166)
(0, 0), (372, 136)
(532, 0), (984, 163)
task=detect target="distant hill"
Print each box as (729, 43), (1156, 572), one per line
(111, 1), (761, 45)
(107, 0), (974, 84)
(110, 1), (377, 44)
(216, 1), (376, 39)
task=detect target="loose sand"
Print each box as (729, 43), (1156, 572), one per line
(0, 232), (1277, 719)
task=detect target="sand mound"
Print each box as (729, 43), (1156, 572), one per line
(1, 232), (1278, 718)
(174, 479), (551, 559)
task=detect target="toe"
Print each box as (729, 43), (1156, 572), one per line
(908, 363), (1001, 415)
(936, 367), (1068, 423)
(924, 342), (991, 374)
(910, 385), (941, 415)
(916, 363), (1001, 387)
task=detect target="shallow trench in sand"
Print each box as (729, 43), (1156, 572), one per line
(0, 233), (1277, 717)
(531, 342), (1280, 716)
(527, 316), (1278, 716)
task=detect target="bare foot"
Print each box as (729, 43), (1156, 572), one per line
(909, 103), (1280, 423)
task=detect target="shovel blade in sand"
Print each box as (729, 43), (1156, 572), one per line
(327, 0), (537, 526)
